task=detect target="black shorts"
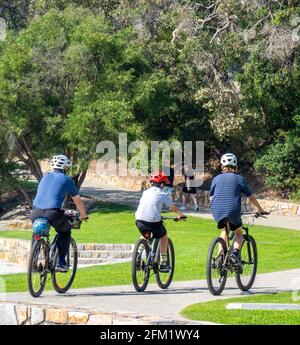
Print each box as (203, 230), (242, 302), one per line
(182, 187), (197, 194)
(217, 218), (242, 231)
(31, 208), (71, 233)
(135, 220), (167, 239)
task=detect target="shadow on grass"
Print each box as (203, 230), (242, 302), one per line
(88, 202), (134, 215)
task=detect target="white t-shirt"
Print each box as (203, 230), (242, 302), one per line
(135, 186), (173, 222)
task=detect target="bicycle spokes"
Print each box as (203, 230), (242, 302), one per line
(52, 238), (78, 293)
(206, 237), (228, 296)
(235, 236), (258, 291)
(28, 239), (48, 297)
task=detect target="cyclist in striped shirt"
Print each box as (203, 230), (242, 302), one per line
(209, 153), (265, 264)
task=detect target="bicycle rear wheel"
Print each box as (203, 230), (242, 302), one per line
(132, 239), (150, 292)
(155, 238), (175, 289)
(235, 235), (258, 291)
(206, 237), (227, 296)
(27, 239), (48, 298)
(52, 238), (78, 294)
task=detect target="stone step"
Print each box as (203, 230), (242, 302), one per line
(76, 250), (132, 259)
(76, 244), (133, 251)
(77, 258), (109, 265)
(77, 257), (131, 265)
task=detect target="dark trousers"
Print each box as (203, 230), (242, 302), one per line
(31, 208), (71, 261)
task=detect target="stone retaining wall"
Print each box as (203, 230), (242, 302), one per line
(0, 302), (202, 325)
(0, 238), (30, 266)
(40, 160), (300, 216)
(0, 238), (134, 267)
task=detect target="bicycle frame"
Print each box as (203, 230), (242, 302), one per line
(221, 223), (253, 271)
(31, 233), (59, 273)
(144, 237), (160, 272)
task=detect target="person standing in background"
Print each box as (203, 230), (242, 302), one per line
(162, 158), (175, 200)
(180, 163), (199, 212)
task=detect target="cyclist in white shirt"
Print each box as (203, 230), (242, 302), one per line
(135, 171), (185, 271)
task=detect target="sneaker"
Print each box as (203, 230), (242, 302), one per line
(230, 250), (241, 265)
(195, 205), (199, 212)
(214, 254), (224, 269)
(160, 263), (171, 272)
(55, 263), (68, 273)
(180, 206), (186, 211)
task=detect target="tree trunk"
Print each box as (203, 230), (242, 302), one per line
(16, 187), (32, 206)
(77, 170), (87, 190)
(19, 135), (43, 181)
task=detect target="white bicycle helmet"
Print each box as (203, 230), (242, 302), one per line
(51, 154), (71, 170)
(220, 153), (237, 167)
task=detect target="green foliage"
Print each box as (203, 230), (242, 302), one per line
(0, 0), (300, 197)
(255, 133), (300, 192)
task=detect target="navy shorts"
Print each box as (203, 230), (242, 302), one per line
(31, 208), (71, 233)
(135, 220), (167, 239)
(217, 218), (242, 231)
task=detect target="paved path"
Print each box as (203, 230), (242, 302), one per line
(81, 181), (300, 231)
(3, 269), (300, 321)
(0, 263), (26, 275)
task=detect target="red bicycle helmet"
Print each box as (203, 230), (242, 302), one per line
(149, 171), (170, 184)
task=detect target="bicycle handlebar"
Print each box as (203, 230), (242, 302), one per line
(242, 211), (270, 219)
(161, 216), (187, 222)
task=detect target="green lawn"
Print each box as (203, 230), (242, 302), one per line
(181, 292), (300, 325)
(1, 202), (300, 292)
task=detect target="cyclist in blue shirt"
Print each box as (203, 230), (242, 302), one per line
(210, 153), (265, 264)
(31, 155), (88, 272)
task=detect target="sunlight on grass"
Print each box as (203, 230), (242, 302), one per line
(1, 203), (300, 292)
(181, 292), (300, 325)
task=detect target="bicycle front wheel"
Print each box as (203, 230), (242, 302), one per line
(27, 239), (48, 298)
(206, 237), (227, 296)
(132, 239), (150, 292)
(155, 238), (175, 289)
(235, 235), (258, 291)
(52, 238), (78, 294)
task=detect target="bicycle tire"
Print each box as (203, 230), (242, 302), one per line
(235, 235), (258, 291)
(27, 239), (48, 298)
(206, 237), (227, 296)
(52, 237), (78, 294)
(132, 238), (150, 292)
(155, 238), (175, 289)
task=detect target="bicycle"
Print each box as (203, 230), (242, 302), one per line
(27, 210), (86, 297)
(131, 216), (186, 292)
(206, 211), (269, 296)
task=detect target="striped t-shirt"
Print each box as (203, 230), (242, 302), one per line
(135, 186), (173, 223)
(209, 173), (252, 225)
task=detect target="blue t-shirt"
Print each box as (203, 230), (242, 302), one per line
(33, 171), (78, 209)
(209, 173), (252, 225)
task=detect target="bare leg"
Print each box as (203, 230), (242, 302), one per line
(219, 229), (227, 254)
(160, 234), (168, 255)
(182, 193), (187, 208)
(233, 227), (243, 250)
(191, 194), (198, 207)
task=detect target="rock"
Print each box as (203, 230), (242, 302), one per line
(68, 311), (89, 324)
(0, 303), (18, 325)
(84, 244), (95, 251)
(31, 307), (45, 325)
(15, 305), (28, 325)
(87, 314), (112, 325)
(46, 308), (68, 324)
